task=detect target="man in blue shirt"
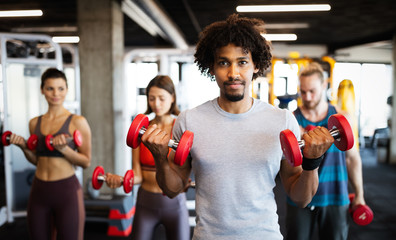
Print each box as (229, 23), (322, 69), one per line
(285, 62), (366, 240)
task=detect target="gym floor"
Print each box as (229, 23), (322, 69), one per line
(1, 147), (396, 240)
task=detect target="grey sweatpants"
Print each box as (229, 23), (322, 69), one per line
(285, 203), (349, 240)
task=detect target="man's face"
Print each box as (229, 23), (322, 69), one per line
(211, 44), (258, 102)
(299, 73), (326, 110)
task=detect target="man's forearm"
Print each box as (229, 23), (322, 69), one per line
(347, 156), (364, 199)
(155, 156), (189, 198)
(289, 169), (319, 208)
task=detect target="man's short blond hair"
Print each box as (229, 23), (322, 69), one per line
(299, 62), (324, 83)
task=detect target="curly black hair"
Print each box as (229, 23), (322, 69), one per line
(194, 14), (272, 80)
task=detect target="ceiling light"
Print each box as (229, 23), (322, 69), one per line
(0, 10), (43, 17)
(262, 34), (297, 41)
(12, 26), (77, 33)
(265, 23), (309, 29)
(52, 36), (80, 44)
(237, 4), (331, 12)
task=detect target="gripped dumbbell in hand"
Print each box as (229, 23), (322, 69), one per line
(126, 114), (194, 166)
(280, 114), (354, 167)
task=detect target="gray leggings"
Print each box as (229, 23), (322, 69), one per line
(285, 203), (349, 240)
(131, 187), (190, 240)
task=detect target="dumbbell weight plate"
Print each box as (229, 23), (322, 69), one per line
(126, 114), (149, 149)
(352, 204), (374, 226)
(45, 134), (55, 151)
(280, 129), (302, 167)
(73, 130), (83, 147)
(2, 131), (12, 146)
(92, 166), (105, 190)
(328, 114), (354, 151)
(26, 134), (38, 150)
(349, 193), (374, 226)
(123, 170), (134, 193)
(174, 130), (194, 166)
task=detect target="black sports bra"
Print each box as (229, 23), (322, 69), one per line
(34, 114), (77, 157)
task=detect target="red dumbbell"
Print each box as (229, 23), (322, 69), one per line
(280, 114), (354, 167)
(91, 166), (134, 193)
(1, 131), (38, 150)
(305, 125), (317, 131)
(126, 114), (194, 166)
(45, 130), (83, 151)
(349, 193), (373, 226)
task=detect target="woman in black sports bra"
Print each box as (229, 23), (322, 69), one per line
(8, 68), (92, 240)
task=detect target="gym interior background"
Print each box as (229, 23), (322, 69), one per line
(0, 0), (396, 239)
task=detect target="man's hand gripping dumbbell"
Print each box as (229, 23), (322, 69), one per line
(126, 114), (193, 166)
(349, 193), (374, 226)
(280, 114), (354, 170)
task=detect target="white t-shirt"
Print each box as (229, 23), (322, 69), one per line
(173, 98), (300, 240)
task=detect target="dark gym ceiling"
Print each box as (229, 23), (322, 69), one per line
(0, 0), (395, 53)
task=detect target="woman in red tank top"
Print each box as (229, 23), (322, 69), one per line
(105, 75), (190, 240)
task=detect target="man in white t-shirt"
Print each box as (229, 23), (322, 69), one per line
(141, 14), (334, 240)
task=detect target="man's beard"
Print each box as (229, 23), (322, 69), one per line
(224, 80), (246, 102)
(303, 93), (322, 110)
(225, 92), (244, 102)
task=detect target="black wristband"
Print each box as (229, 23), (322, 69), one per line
(302, 155), (324, 171)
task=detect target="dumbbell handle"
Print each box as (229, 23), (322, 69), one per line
(139, 127), (179, 150)
(48, 136), (74, 145)
(97, 175), (105, 181)
(97, 175), (126, 184)
(298, 128), (340, 148)
(5, 136), (31, 143)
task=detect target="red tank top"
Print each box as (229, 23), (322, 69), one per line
(139, 119), (175, 171)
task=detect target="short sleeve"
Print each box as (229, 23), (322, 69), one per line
(172, 110), (188, 142)
(285, 109), (301, 140)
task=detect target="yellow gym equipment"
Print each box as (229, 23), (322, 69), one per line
(337, 79), (360, 150)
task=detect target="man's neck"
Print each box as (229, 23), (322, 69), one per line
(217, 96), (253, 114)
(301, 100), (329, 122)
